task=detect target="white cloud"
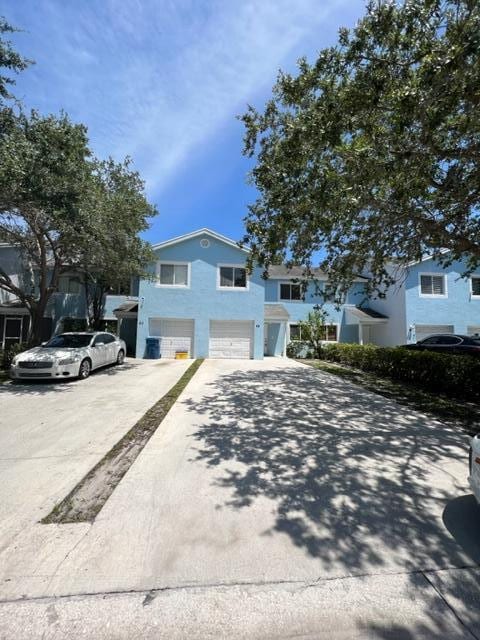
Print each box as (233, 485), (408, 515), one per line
(8, 0), (359, 195)
(107, 0), (351, 193)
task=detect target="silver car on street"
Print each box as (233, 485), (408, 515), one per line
(10, 332), (126, 381)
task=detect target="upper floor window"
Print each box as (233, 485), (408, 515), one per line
(471, 276), (480, 297)
(280, 282), (302, 301)
(158, 263), (189, 287)
(58, 275), (82, 294)
(219, 265), (247, 289)
(419, 274), (446, 297)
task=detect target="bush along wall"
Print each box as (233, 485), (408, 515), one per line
(320, 343), (480, 402)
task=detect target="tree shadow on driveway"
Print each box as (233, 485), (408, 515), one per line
(185, 365), (476, 576)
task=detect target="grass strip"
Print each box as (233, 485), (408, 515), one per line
(301, 359), (480, 435)
(42, 358), (204, 524)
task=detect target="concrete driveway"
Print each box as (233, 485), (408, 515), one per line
(0, 358), (479, 639)
(0, 359), (192, 563)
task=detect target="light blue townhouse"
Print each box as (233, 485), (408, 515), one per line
(372, 254), (480, 345)
(132, 228), (391, 360)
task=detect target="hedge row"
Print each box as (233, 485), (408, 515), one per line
(319, 343), (480, 401)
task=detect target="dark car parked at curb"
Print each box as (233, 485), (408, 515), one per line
(402, 334), (480, 357)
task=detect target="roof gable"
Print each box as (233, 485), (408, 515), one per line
(152, 228), (249, 253)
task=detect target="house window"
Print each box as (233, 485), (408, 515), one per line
(290, 324), (302, 340)
(58, 275), (82, 294)
(420, 274), (446, 297)
(471, 277), (480, 297)
(158, 263), (189, 286)
(289, 323), (338, 341)
(219, 266), (247, 288)
(280, 283), (302, 301)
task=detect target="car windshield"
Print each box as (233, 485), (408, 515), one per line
(43, 334), (92, 348)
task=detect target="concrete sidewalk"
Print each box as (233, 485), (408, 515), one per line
(0, 358), (479, 638)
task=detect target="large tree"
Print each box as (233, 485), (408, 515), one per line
(79, 158), (156, 330)
(0, 111), (157, 343)
(0, 111), (93, 342)
(241, 0), (480, 296)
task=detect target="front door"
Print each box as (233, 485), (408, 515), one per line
(3, 317), (22, 349)
(264, 323), (269, 356)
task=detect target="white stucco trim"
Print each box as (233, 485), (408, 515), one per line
(216, 263), (250, 291)
(155, 261), (191, 289)
(418, 272), (448, 298)
(152, 228), (249, 253)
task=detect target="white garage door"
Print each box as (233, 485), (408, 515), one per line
(468, 326), (480, 337)
(209, 320), (253, 359)
(148, 318), (194, 358)
(415, 324), (454, 342)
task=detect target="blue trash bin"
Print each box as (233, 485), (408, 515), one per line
(146, 337), (160, 359)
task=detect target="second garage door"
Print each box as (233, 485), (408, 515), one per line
(415, 324), (454, 342)
(209, 320), (253, 359)
(148, 318), (194, 358)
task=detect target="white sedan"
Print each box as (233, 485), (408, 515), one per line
(10, 332), (126, 381)
(470, 435), (480, 505)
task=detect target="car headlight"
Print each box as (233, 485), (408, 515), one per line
(58, 356), (79, 365)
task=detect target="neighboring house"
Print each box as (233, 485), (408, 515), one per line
(372, 256), (480, 345)
(133, 228), (388, 360)
(0, 244), (137, 353)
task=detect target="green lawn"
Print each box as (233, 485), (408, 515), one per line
(301, 359), (480, 435)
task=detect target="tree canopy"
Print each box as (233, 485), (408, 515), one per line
(0, 17), (31, 110)
(0, 19), (157, 343)
(241, 0), (480, 296)
(0, 112), (157, 342)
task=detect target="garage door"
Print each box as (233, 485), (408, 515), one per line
(415, 324), (454, 342)
(209, 320), (253, 359)
(468, 326), (480, 337)
(148, 318), (194, 358)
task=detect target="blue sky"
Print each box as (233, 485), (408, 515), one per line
(4, 0), (365, 244)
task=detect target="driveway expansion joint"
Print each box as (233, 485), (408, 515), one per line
(1, 565), (479, 607)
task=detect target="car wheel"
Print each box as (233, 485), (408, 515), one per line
(78, 359), (91, 380)
(116, 349), (125, 365)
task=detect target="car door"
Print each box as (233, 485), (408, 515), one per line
(91, 334), (107, 369)
(103, 333), (117, 364)
(431, 335), (462, 354)
(416, 336), (442, 352)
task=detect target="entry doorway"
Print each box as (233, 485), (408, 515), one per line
(3, 316), (23, 349)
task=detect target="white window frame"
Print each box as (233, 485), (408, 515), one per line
(288, 322), (339, 343)
(217, 263), (249, 291)
(418, 272), (447, 298)
(278, 281), (303, 303)
(155, 261), (191, 288)
(470, 276), (480, 299)
(2, 315), (23, 349)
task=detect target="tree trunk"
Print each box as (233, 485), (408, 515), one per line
(28, 294), (50, 345)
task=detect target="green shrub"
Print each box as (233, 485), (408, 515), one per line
(287, 341), (313, 359)
(1, 343), (28, 370)
(320, 343), (480, 401)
